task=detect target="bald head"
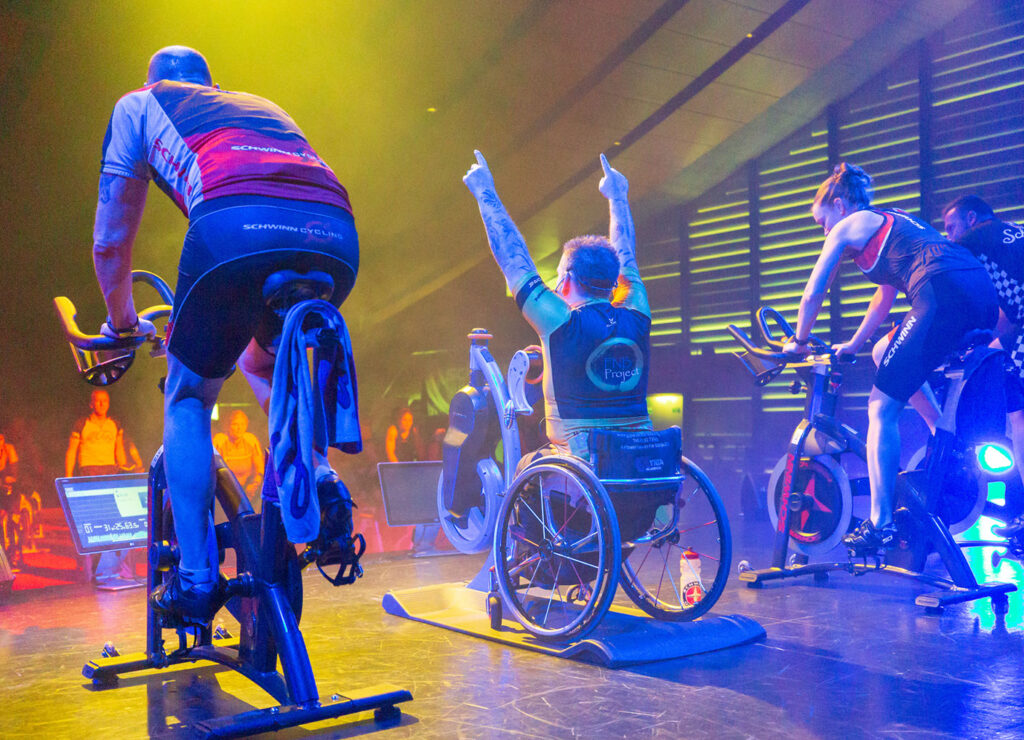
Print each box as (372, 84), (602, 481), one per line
(147, 46), (213, 86)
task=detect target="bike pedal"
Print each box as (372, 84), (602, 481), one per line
(314, 533), (366, 586)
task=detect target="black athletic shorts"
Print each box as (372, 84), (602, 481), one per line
(875, 268), (997, 403)
(168, 194), (359, 379)
(1005, 369), (1024, 414)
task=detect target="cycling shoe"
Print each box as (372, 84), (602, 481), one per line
(843, 519), (897, 554)
(150, 573), (226, 625)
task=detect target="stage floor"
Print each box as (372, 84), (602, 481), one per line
(2, 517), (1024, 738)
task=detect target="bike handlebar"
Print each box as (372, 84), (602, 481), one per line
(756, 306), (794, 349)
(54, 270), (173, 352)
(54, 272), (174, 386)
(728, 306), (856, 385)
(53, 297), (170, 352)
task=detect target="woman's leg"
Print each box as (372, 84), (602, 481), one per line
(872, 334), (940, 434)
(865, 385), (905, 528)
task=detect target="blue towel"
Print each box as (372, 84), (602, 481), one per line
(268, 299), (361, 543)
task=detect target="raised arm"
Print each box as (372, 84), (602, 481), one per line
(598, 153), (648, 315)
(463, 150), (538, 293)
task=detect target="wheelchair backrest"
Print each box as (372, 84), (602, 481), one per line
(949, 346), (1008, 445)
(588, 427), (683, 481)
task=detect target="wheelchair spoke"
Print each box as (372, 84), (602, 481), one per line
(663, 544), (684, 606)
(524, 555), (543, 594)
(677, 519), (718, 536)
(552, 551), (599, 570)
(633, 541), (654, 574)
(565, 530), (597, 552)
(507, 551), (542, 578)
(554, 499), (592, 537)
(509, 528), (542, 550)
(518, 496), (555, 539)
(685, 549), (719, 562)
(541, 481), (554, 541)
(542, 560), (563, 625)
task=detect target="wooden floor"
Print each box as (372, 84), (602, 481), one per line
(2, 515), (1023, 739)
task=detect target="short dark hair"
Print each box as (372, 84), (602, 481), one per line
(813, 162), (873, 209)
(942, 194), (995, 220)
(562, 235), (619, 299)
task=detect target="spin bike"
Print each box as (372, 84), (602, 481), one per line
(436, 328), (732, 642)
(55, 270), (410, 738)
(728, 307), (1017, 612)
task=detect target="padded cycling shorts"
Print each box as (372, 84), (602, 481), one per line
(168, 194), (358, 378)
(875, 268), (997, 403)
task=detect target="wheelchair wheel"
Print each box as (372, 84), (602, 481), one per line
(766, 453), (852, 557)
(618, 458), (731, 621)
(493, 456), (620, 641)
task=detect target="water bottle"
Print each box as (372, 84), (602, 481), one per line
(680, 547), (704, 605)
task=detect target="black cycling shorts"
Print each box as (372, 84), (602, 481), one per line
(875, 268), (997, 403)
(1005, 370), (1024, 414)
(168, 194), (359, 379)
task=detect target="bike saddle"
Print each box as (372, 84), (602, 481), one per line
(262, 270), (335, 318)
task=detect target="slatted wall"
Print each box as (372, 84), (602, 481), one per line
(929, 1), (1024, 225)
(754, 118), (831, 415)
(673, 0), (1024, 476)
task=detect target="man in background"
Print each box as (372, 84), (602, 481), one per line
(943, 195), (1024, 536)
(65, 389), (137, 586)
(213, 410), (265, 503)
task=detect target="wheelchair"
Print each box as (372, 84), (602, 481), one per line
(439, 329), (732, 641)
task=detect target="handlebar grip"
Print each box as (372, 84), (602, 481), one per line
(756, 307), (795, 346)
(727, 324), (791, 362)
(727, 324), (756, 352)
(53, 297), (144, 352)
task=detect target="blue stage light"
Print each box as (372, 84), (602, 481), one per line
(977, 443), (1014, 474)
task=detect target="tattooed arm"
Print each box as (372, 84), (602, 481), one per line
(597, 154), (648, 317)
(463, 150), (539, 293)
(92, 172), (154, 336)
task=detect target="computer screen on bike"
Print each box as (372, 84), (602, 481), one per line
(54, 474), (148, 554)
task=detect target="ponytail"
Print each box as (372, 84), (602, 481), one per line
(814, 162), (873, 210)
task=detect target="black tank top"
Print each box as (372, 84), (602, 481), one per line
(853, 208), (982, 300)
(393, 428), (418, 462)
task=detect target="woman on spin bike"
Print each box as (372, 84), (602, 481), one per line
(782, 163), (998, 553)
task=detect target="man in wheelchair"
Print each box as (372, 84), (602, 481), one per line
(462, 150), (653, 464)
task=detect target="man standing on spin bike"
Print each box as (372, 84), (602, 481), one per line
(462, 151), (652, 461)
(89, 46), (359, 622)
